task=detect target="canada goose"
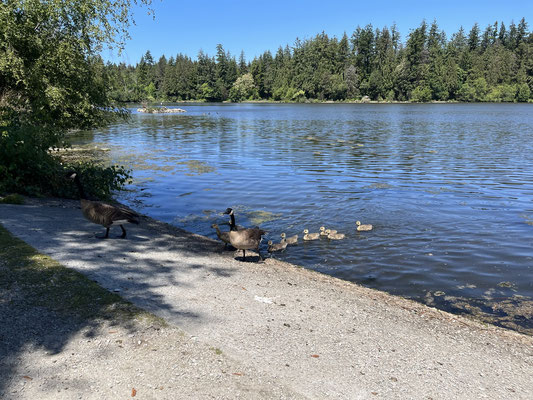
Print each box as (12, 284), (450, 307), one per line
(319, 226), (328, 236)
(356, 221), (373, 231)
(67, 172), (139, 239)
(268, 240), (287, 253)
(211, 223), (231, 248)
(227, 227), (266, 261)
(326, 229), (345, 240)
(280, 232), (298, 245)
(303, 229), (320, 241)
(223, 207), (245, 231)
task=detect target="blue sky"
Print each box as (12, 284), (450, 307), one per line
(102, 0), (532, 65)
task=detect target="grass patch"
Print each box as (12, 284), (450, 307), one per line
(0, 224), (165, 326)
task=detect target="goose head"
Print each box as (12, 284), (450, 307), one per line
(223, 208), (234, 215)
(280, 233), (286, 239)
(303, 229), (309, 234)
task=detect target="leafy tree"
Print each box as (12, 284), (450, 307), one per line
(229, 73), (258, 102)
(0, 0), (151, 196)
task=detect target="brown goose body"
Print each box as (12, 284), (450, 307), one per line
(227, 227), (266, 261)
(80, 199), (139, 228)
(69, 172), (139, 238)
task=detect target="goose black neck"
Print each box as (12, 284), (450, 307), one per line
(74, 175), (87, 200)
(229, 213), (237, 231)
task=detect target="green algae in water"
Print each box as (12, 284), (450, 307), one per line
(247, 210), (282, 225)
(178, 160), (216, 175)
(520, 214), (533, 226)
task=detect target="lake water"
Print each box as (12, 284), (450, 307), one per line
(73, 103), (533, 333)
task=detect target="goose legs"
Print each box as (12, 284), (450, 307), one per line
(120, 225), (127, 238)
(96, 227), (110, 239)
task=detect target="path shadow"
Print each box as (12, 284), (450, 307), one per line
(0, 201), (241, 396)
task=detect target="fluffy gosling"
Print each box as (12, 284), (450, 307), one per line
(303, 229), (320, 240)
(280, 232), (298, 245)
(356, 221), (373, 231)
(268, 240), (288, 253)
(326, 229), (345, 240)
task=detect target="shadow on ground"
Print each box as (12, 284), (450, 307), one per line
(0, 200), (240, 396)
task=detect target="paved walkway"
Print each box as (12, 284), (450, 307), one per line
(1, 199), (532, 399)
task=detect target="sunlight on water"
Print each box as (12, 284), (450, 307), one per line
(71, 103), (533, 333)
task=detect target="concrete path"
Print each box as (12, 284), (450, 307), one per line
(1, 199), (532, 399)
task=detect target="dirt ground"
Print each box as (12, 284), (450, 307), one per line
(0, 198), (532, 399)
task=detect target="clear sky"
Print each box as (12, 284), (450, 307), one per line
(102, 0), (532, 65)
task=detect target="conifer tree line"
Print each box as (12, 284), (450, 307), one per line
(106, 18), (532, 103)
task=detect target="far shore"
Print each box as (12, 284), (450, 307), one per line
(125, 98), (533, 106)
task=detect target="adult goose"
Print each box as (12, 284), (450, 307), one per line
(224, 208), (265, 261)
(227, 226), (266, 261)
(67, 172), (139, 239)
(223, 207), (245, 231)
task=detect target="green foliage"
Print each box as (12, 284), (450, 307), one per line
(64, 163), (132, 200)
(0, 193), (25, 205)
(104, 17), (531, 104)
(0, 0), (147, 198)
(410, 86), (432, 102)
(486, 84), (517, 102)
(229, 73), (258, 102)
(516, 83), (531, 102)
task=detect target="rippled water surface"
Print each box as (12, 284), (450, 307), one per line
(73, 103), (533, 332)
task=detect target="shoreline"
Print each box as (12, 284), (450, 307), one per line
(122, 99), (533, 106)
(0, 197), (532, 398)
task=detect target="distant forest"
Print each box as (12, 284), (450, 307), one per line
(106, 18), (532, 103)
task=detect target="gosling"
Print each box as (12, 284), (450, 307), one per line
(326, 229), (345, 240)
(303, 229), (320, 240)
(319, 226), (328, 236)
(356, 221), (373, 231)
(211, 223), (231, 248)
(268, 240), (288, 253)
(280, 232), (298, 245)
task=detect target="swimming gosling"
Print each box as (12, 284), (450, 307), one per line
(268, 240), (288, 253)
(326, 229), (345, 240)
(303, 229), (320, 240)
(68, 172), (139, 239)
(280, 232), (298, 245)
(319, 226), (328, 236)
(356, 221), (373, 231)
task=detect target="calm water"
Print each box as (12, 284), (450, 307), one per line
(73, 103), (533, 332)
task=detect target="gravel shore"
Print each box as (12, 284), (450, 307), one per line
(1, 198), (532, 399)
